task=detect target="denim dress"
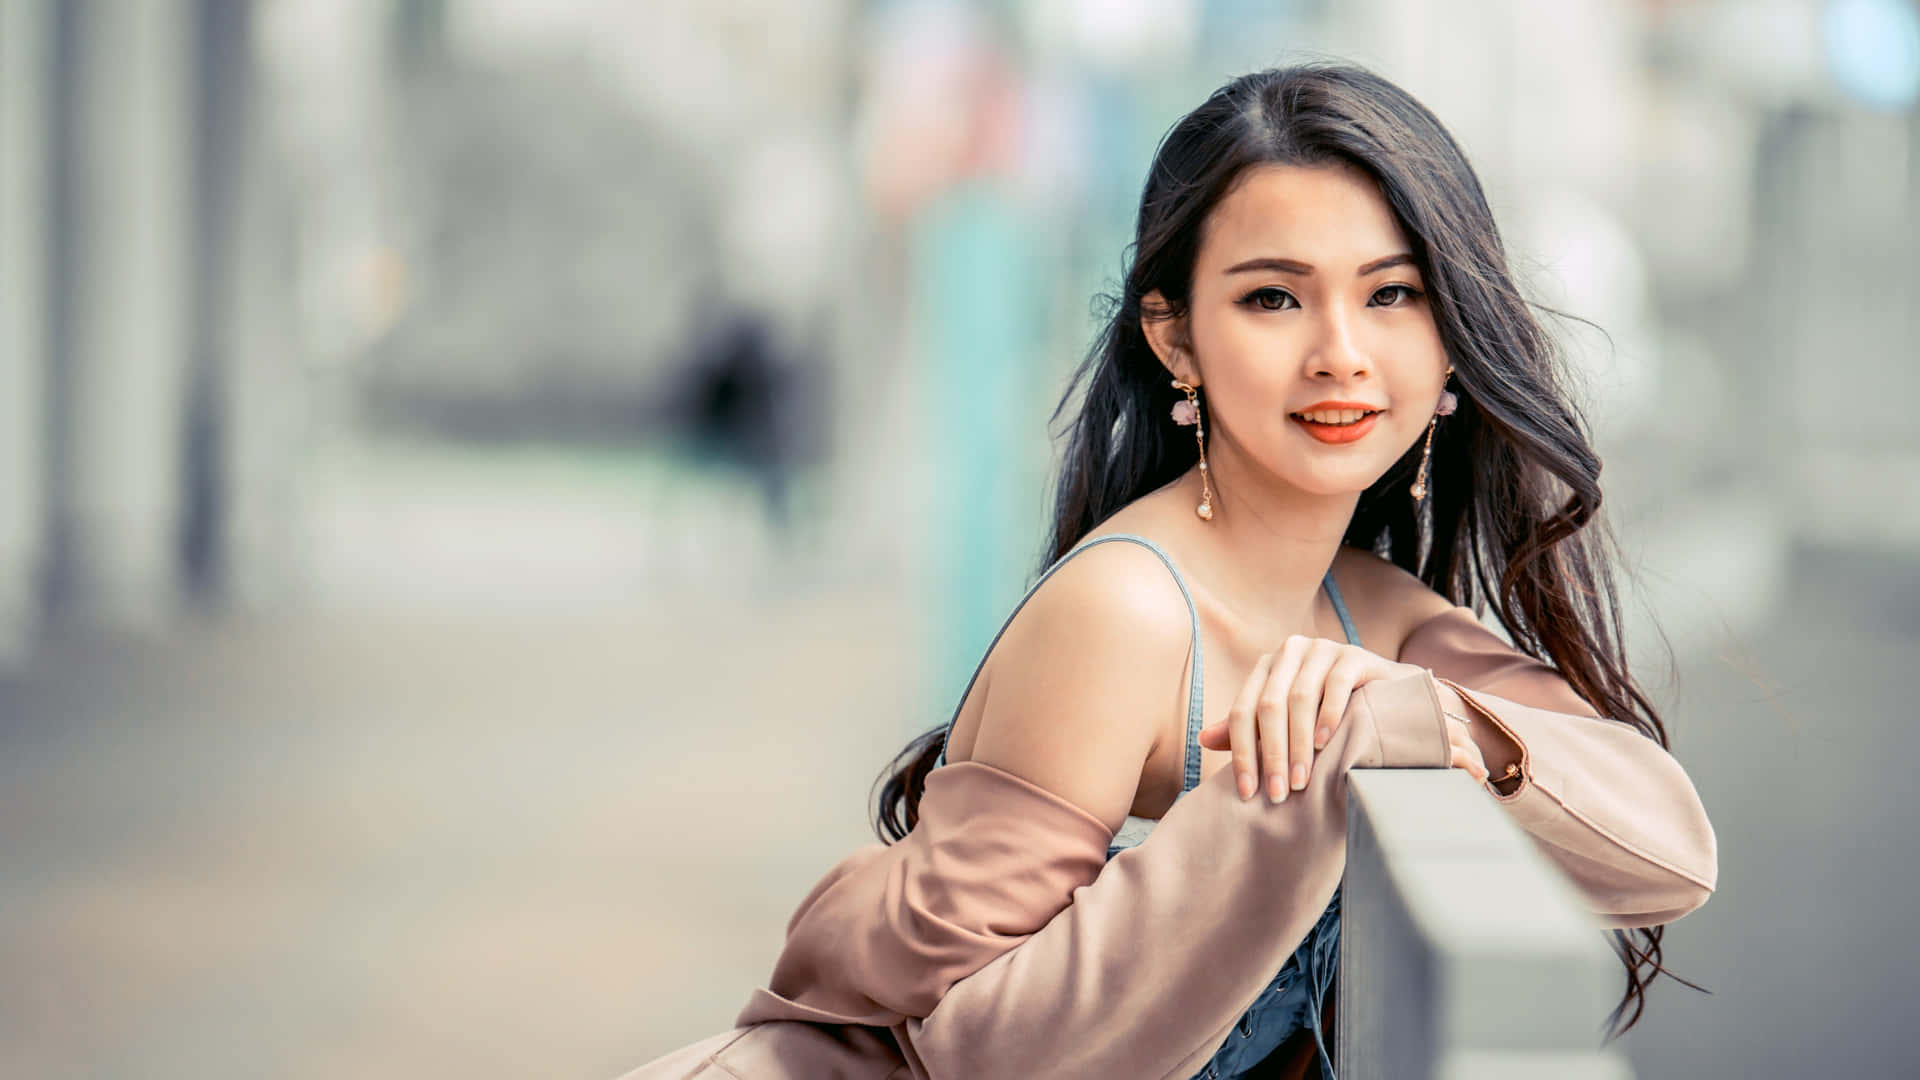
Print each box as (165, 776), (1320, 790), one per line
(933, 533), (1358, 1080)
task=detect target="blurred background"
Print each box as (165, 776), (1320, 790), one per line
(2, 0), (1916, 1076)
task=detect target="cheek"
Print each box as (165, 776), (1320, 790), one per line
(1390, 405), (1434, 459)
(1194, 304), (1265, 363)
(1411, 321), (1449, 375)
(1391, 323), (1449, 399)
(1195, 309), (1296, 393)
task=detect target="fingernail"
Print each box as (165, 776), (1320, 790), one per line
(1314, 726), (1329, 749)
(1268, 774), (1286, 803)
(1291, 763), (1308, 791)
(1238, 772), (1255, 800)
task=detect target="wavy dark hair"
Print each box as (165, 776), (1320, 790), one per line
(870, 62), (1701, 1038)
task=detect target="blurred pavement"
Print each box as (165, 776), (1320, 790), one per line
(0, 582), (919, 1078)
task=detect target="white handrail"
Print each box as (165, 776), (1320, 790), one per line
(1339, 770), (1634, 1079)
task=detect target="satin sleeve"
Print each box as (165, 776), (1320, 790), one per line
(1401, 607), (1718, 928)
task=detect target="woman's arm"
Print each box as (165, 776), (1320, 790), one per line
(955, 540), (1189, 835)
(738, 540), (1196, 1027)
(901, 671), (1453, 1080)
(1400, 607), (1718, 928)
(738, 761), (1115, 1027)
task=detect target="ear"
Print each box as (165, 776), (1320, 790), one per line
(1139, 289), (1199, 386)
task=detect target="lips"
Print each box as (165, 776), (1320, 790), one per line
(1289, 406), (1383, 445)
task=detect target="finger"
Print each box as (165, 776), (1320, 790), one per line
(1287, 640), (1341, 791)
(1451, 743), (1489, 783)
(1259, 636), (1313, 802)
(1224, 652), (1276, 799)
(1314, 652), (1366, 751)
(1448, 717), (1487, 767)
(1198, 720), (1229, 751)
(1447, 718), (1489, 779)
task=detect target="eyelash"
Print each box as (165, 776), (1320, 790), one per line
(1237, 284), (1424, 311)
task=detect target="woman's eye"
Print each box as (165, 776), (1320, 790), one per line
(1371, 284), (1421, 307)
(1242, 287), (1297, 312)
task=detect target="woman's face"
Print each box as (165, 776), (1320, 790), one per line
(1147, 162), (1450, 499)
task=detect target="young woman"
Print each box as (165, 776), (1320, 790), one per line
(627, 62), (1717, 1080)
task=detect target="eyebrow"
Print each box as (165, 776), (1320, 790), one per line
(1224, 253), (1416, 277)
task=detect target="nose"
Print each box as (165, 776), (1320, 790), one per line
(1307, 306), (1371, 382)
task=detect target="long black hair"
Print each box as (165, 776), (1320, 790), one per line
(871, 62), (1699, 1038)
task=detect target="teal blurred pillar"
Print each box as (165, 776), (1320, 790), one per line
(912, 180), (1046, 709)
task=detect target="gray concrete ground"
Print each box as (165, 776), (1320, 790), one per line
(0, 586), (921, 1078)
(1, 545), (1913, 1078)
(1618, 544), (1920, 1078)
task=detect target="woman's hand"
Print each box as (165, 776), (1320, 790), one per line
(1198, 635), (1489, 802)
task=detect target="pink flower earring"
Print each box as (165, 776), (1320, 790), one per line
(1410, 367), (1457, 503)
(1169, 379), (1213, 520)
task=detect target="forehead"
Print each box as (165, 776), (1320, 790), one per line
(1197, 162), (1411, 271)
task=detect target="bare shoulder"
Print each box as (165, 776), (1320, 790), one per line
(964, 536), (1196, 830)
(1024, 537), (1197, 643)
(1331, 546), (1460, 653)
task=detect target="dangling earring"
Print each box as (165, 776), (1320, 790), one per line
(1169, 379), (1214, 520)
(1410, 367), (1457, 504)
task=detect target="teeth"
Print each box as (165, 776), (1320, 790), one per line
(1295, 409), (1375, 424)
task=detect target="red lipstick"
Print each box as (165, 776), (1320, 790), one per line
(1289, 400), (1385, 445)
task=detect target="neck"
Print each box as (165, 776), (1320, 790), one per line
(1179, 440), (1360, 633)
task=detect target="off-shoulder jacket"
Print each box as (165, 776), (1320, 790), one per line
(622, 606), (1718, 1080)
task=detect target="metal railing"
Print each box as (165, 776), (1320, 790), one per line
(1339, 770), (1633, 1079)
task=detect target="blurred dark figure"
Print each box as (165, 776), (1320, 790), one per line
(675, 307), (823, 531)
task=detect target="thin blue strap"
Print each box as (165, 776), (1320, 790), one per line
(1324, 570), (1362, 648)
(1172, 566), (1362, 794)
(933, 533), (1205, 790)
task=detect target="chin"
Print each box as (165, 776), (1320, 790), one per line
(1276, 468), (1385, 498)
